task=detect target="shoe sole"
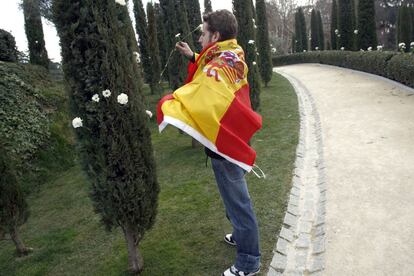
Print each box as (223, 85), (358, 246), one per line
(222, 268), (260, 276)
(224, 237), (236, 246)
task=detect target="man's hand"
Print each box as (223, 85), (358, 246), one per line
(175, 42), (194, 59)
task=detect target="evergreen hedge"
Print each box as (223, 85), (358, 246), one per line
(0, 29), (18, 62)
(272, 51), (414, 89)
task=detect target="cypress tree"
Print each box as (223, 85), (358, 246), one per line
(255, 0), (273, 86)
(132, 0), (151, 83)
(53, 0), (159, 273)
(176, 0), (194, 84)
(292, 34), (296, 53)
(357, 0), (378, 50)
(0, 29), (18, 62)
(294, 8), (308, 52)
(186, 0), (202, 51)
(311, 9), (319, 50)
(22, 0), (49, 68)
(338, 0), (354, 50)
(397, 5), (413, 52)
(154, 3), (167, 78)
(159, 0), (182, 89)
(204, 0), (213, 13)
(0, 143), (31, 257)
(147, 2), (161, 94)
(317, 11), (325, 50)
(331, 0), (338, 50)
(299, 8), (308, 51)
(233, 0), (262, 111)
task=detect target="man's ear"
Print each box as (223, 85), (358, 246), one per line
(212, 32), (220, 43)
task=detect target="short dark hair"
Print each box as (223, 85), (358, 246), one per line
(202, 10), (238, 41)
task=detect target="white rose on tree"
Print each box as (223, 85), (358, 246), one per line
(117, 93), (128, 105)
(72, 117), (83, 128)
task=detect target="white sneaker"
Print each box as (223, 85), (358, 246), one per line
(222, 265), (260, 276)
(224, 234), (236, 246)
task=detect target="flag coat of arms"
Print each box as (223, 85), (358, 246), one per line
(157, 39), (262, 172)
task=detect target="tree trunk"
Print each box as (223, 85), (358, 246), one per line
(124, 226), (144, 274)
(10, 226), (31, 256)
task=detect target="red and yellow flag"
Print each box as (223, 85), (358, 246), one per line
(157, 39), (262, 172)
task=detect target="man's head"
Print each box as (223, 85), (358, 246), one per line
(199, 9), (238, 50)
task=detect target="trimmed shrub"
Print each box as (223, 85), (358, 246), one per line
(272, 51), (413, 89)
(0, 29), (18, 62)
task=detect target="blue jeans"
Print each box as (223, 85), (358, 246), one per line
(211, 158), (261, 272)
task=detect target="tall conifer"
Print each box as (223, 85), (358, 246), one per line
(331, 0), (338, 50)
(317, 11), (325, 50)
(233, 0), (262, 110)
(132, 0), (151, 83)
(357, 0), (378, 50)
(23, 0), (49, 68)
(397, 4), (413, 52)
(311, 9), (319, 50)
(255, 0), (273, 86)
(204, 0), (213, 13)
(147, 2), (161, 94)
(338, 0), (354, 50)
(186, 0), (202, 51)
(54, 0), (159, 272)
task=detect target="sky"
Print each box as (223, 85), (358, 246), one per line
(0, 0), (306, 62)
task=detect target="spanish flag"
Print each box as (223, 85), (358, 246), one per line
(157, 39), (262, 172)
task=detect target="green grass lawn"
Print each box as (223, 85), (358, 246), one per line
(0, 72), (299, 275)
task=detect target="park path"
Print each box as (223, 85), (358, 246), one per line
(268, 64), (414, 276)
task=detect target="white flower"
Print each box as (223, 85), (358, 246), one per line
(337, 34), (341, 38)
(175, 33), (181, 38)
(335, 29), (339, 34)
(315, 47), (319, 50)
(256, 52), (259, 56)
(411, 42), (414, 47)
(252, 61), (257, 65)
(368, 46), (372, 51)
(341, 47), (345, 51)
(115, 0), (126, 6)
(254, 24), (257, 29)
(309, 38), (312, 41)
(92, 94), (100, 102)
(399, 42), (406, 48)
(271, 48), (276, 53)
(72, 117), (83, 128)
(360, 49), (365, 52)
(102, 89), (111, 98)
(133, 51), (141, 63)
(252, 19), (255, 23)
(303, 50), (307, 52)
(354, 29), (359, 34)
(198, 24), (203, 30)
(377, 45), (383, 51)
(146, 110), (153, 118)
(35, 40), (39, 44)
(248, 40), (255, 44)
(117, 93), (128, 105)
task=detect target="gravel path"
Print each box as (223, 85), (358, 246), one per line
(268, 64), (414, 276)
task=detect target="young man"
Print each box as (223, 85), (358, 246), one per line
(159, 9), (261, 276)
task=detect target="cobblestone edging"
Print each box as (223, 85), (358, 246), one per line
(268, 69), (327, 276)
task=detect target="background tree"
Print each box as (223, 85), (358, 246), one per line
(256, 0), (273, 86)
(357, 0), (378, 50)
(159, 0), (182, 89)
(154, 3), (167, 78)
(176, 0), (194, 83)
(317, 10), (325, 50)
(397, 4), (413, 52)
(133, 0), (152, 83)
(186, 0), (202, 51)
(311, 9), (319, 50)
(147, 2), (161, 94)
(204, 0), (213, 13)
(338, 0), (355, 50)
(0, 143), (31, 257)
(0, 29), (18, 62)
(22, 0), (49, 68)
(233, 0), (262, 110)
(331, 0), (338, 49)
(294, 7), (308, 52)
(53, 0), (159, 273)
